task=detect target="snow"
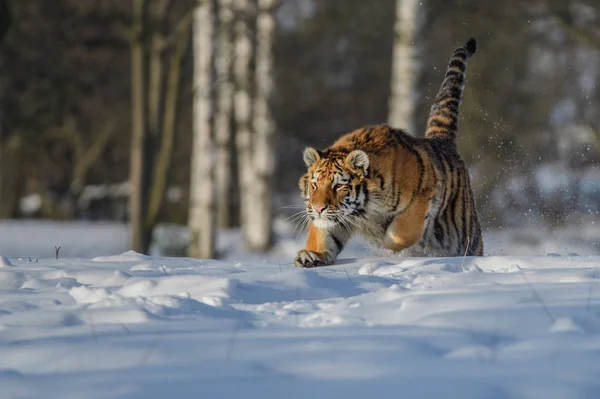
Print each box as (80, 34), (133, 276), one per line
(0, 220), (600, 398)
(0, 220), (129, 258)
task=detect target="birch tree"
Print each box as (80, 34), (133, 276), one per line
(188, 0), (216, 258)
(233, 0), (254, 241)
(246, 0), (279, 251)
(214, 0), (235, 228)
(0, 0), (10, 218)
(388, 0), (422, 134)
(129, 0), (150, 253)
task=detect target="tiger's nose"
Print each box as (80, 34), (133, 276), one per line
(313, 204), (328, 214)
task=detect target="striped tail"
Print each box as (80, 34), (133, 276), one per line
(425, 38), (477, 140)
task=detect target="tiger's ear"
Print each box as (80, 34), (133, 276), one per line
(303, 147), (321, 167)
(345, 150), (369, 176)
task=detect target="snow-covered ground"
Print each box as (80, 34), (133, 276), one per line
(0, 220), (600, 398)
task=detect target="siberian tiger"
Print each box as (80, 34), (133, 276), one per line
(294, 38), (483, 268)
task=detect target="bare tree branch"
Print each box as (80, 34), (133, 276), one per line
(154, 0), (174, 18)
(71, 120), (117, 193)
(160, 0), (206, 51)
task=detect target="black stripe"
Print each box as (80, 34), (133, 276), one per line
(441, 77), (465, 89)
(446, 154), (456, 174)
(468, 230), (479, 256)
(428, 119), (454, 129)
(470, 197), (480, 254)
(390, 156), (398, 209)
(436, 149), (450, 214)
(428, 142), (446, 168)
(462, 176), (473, 252)
(427, 129), (448, 138)
(442, 161), (455, 251)
(461, 171), (469, 252)
(438, 108), (458, 118)
(439, 84), (463, 95)
(392, 129), (416, 149)
(443, 87), (463, 99)
(447, 170), (457, 230)
(440, 99), (460, 113)
(402, 149), (425, 214)
(467, 226), (478, 256)
(448, 170), (462, 251)
(452, 49), (468, 59)
(434, 218), (446, 248)
(414, 150), (425, 195)
(331, 235), (343, 254)
(445, 70), (463, 79)
(427, 145), (446, 207)
(466, 200), (473, 250)
(448, 59), (467, 71)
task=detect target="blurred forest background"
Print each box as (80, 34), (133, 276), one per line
(1, 0), (600, 258)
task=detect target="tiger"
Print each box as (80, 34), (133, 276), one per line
(294, 38), (483, 268)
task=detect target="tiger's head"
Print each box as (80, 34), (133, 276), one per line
(299, 147), (370, 229)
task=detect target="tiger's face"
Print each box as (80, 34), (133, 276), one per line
(299, 147), (370, 229)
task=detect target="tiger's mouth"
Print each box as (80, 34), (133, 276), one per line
(307, 207), (348, 229)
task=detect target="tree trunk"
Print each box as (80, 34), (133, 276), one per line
(0, 0), (11, 217)
(388, 0), (422, 134)
(0, 0), (10, 43)
(129, 0), (151, 253)
(147, 0), (171, 147)
(233, 0), (253, 244)
(69, 119), (117, 218)
(130, 1), (195, 254)
(0, 135), (20, 218)
(214, 0), (235, 229)
(246, 0), (278, 251)
(147, 29), (191, 234)
(188, 0), (216, 259)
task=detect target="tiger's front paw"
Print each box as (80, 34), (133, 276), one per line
(294, 250), (332, 268)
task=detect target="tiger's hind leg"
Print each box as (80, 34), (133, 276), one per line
(384, 196), (432, 253)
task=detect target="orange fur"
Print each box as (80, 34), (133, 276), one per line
(384, 194), (432, 252)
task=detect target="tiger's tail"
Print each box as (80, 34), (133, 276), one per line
(425, 38), (477, 140)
